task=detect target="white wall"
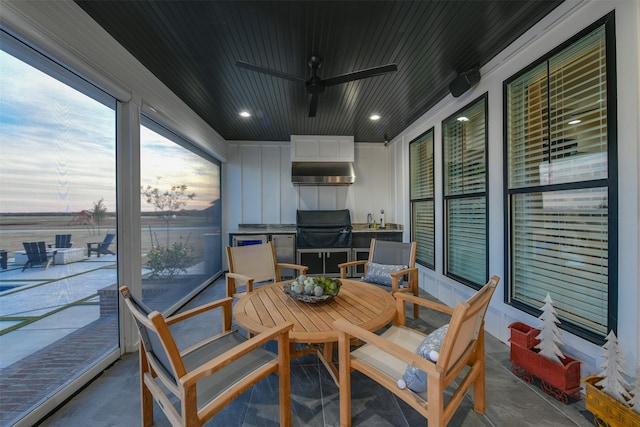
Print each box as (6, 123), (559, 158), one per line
(389, 0), (640, 375)
(225, 141), (392, 229)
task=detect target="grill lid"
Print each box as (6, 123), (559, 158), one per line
(296, 209), (352, 248)
(296, 209), (352, 228)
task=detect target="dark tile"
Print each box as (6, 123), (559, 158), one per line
(39, 279), (595, 427)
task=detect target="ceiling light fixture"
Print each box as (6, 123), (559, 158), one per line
(568, 119), (581, 125)
(457, 116), (470, 122)
(239, 111), (251, 118)
(370, 114), (381, 121)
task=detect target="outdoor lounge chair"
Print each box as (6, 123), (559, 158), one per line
(119, 286), (293, 427)
(22, 241), (56, 271)
(87, 233), (115, 257)
(49, 234), (72, 249)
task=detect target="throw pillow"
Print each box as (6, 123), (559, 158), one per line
(362, 261), (408, 286)
(402, 324), (449, 393)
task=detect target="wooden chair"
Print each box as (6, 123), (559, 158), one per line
(226, 241), (308, 298)
(335, 275), (499, 427)
(49, 234), (72, 249)
(339, 239), (420, 318)
(87, 233), (115, 257)
(120, 286), (293, 427)
(22, 241), (56, 271)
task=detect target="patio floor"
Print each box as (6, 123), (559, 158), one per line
(0, 255), (118, 368)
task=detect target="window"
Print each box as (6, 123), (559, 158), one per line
(410, 129), (435, 268)
(443, 95), (488, 287)
(504, 14), (616, 343)
(140, 117), (222, 313)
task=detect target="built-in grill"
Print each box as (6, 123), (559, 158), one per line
(296, 209), (352, 248)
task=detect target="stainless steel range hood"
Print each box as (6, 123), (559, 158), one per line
(291, 161), (355, 185)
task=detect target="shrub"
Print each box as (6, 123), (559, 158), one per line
(146, 241), (193, 280)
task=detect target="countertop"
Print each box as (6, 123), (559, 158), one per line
(228, 223), (403, 234)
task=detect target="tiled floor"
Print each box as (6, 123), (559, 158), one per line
(39, 281), (596, 426)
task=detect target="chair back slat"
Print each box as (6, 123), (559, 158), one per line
(100, 233), (115, 250)
(55, 234), (72, 248)
(23, 241), (49, 263)
(120, 287), (184, 384)
(369, 240), (416, 267)
(227, 243), (277, 283)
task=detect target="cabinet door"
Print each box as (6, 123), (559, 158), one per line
(291, 135), (354, 162)
(298, 250), (324, 275)
(323, 250), (349, 277)
(352, 249), (370, 277)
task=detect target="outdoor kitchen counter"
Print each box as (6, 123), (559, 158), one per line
(227, 224), (297, 234)
(352, 223), (403, 233)
(227, 223), (403, 234)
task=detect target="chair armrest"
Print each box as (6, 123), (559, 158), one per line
(180, 322), (294, 387)
(226, 272), (255, 295)
(338, 260), (367, 278)
(390, 267), (418, 293)
(390, 267), (418, 279)
(226, 272), (254, 284)
(334, 319), (441, 378)
(276, 263), (308, 275)
(393, 292), (455, 316)
(165, 297), (234, 325)
(338, 260), (367, 269)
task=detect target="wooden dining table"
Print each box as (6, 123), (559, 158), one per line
(233, 278), (397, 382)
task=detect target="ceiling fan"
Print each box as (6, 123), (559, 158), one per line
(236, 55), (398, 117)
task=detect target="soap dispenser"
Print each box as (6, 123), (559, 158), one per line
(380, 209), (385, 229)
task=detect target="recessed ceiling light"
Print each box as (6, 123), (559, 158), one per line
(568, 119), (581, 125)
(457, 116), (470, 122)
(370, 114), (381, 121)
(239, 111), (251, 118)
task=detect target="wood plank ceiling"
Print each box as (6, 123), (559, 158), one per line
(76, 0), (563, 143)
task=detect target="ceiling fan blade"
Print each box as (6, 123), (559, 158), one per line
(308, 93), (319, 117)
(324, 63), (398, 87)
(236, 60), (306, 83)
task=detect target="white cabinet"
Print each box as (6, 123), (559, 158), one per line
(291, 135), (354, 162)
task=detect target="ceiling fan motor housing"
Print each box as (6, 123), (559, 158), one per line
(306, 78), (326, 94)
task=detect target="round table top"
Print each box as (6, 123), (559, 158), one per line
(233, 279), (397, 343)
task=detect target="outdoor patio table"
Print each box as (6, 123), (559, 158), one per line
(233, 278), (396, 383)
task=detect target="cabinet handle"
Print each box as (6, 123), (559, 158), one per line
(326, 252), (330, 258)
(318, 253), (322, 259)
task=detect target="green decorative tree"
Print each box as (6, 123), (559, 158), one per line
(534, 293), (565, 364)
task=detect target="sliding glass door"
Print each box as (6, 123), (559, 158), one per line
(0, 31), (118, 425)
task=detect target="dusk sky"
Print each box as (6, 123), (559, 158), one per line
(1, 50), (219, 214)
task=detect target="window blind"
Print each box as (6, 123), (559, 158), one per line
(410, 130), (435, 268)
(443, 96), (487, 287)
